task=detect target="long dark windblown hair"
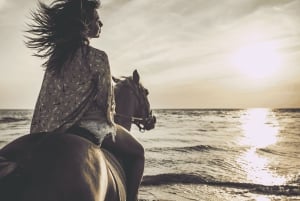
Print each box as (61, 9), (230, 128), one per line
(25, 0), (100, 74)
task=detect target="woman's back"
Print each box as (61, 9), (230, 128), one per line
(30, 46), (111, 134)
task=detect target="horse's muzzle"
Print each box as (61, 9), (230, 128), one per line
(143, 114), (156, 131)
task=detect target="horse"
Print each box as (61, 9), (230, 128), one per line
(113, 69), (156, 131)
(0, 70), (155, 201)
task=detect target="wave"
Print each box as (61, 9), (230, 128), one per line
(173, 145), (221, 153)
(273, 108), (300, 113)
(148, 145), (221, 153)
(0, 117), (29, 123)
(257, 148), (300, 159)
(141, 173), (300, 196)
(257, 148), (282, 155)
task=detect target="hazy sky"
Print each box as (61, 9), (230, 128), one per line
(0, 0), (300, 109)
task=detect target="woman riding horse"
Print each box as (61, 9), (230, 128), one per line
(0, 72), (155, 201)
(25, 0), (144, 200)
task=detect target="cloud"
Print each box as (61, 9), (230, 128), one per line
(0, 0), (6, 10)
(94, 0), (299, 81)
(1, 0), (300, 108)
(100, 1), (297, 68)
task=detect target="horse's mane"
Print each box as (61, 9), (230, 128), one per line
(113, 76), (133, 91)
(114, 76), (145, 95)
(114, 75), (145, 87)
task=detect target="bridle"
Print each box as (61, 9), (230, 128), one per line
(114, 78), (156, 132)
(114, 112), (156, 132)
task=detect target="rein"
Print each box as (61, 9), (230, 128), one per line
(114, 113), (151, 132)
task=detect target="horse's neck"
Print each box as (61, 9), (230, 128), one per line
(114, 113), (133, 131)
(114, 84), (137, 131)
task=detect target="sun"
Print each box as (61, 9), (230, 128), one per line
(231, 42), (282, 79)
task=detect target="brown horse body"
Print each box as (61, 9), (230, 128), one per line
(0, 133), (126, 201)
(0, 70), (155, 201)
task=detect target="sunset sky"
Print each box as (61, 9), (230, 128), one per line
(0, 0), (299, 109)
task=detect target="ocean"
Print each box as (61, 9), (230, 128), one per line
(0, 108), (299, 201)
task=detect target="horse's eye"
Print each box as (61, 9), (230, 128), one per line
(145, 89), (149, 95)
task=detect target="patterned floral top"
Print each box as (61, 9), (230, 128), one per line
(30, 46), (115, 133)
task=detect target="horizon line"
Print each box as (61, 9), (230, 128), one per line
(0, 107), (299, 110)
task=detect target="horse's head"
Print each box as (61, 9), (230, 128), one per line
(113, 70), (156, 131)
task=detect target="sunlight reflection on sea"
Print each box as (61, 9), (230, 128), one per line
(237, 108), (287, 185)
(1, 109), (300, 200)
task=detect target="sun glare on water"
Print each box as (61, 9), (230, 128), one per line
(231, 42), (282, 80)
(237, 108), (287, 185)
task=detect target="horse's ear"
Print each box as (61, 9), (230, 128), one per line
(112, 76), (120, 83)
(133, 69), (140, 84)
(0, 156), (17, 178)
